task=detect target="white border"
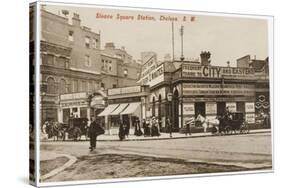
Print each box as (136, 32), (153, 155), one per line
(35, 1), (274, 187)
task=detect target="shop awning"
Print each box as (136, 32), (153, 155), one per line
(110, 103), (129, 115)
(98, 104), (119, 116)
(120, 102), (141, 115)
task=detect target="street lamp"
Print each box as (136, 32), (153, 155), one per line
(167, 92), (173, 137)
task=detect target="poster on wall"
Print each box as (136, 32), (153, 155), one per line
(245, 102), (255, 113)
(183, 103), (195, 115)
(206, 102), (217, 114)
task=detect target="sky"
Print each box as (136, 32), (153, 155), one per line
(44, 3), (269, 67)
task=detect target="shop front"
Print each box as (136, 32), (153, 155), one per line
(175, 63), (257, 130)
(98, 86), (148, 134)
(57, 92), (91, 123)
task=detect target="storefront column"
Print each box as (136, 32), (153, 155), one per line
(57, 107), (63, 123)
(87, 107), (91, 120)
(77, 107), (81, 118)
(105, 116), (109, 135)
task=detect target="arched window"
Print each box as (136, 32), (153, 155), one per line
(47, 77), (56, 94)
(59, 79), (67, 94)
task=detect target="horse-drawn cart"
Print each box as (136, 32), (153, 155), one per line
(220, 112), (249, 134)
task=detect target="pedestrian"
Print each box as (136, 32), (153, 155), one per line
(185, 120), (192, 136)
(166, 118), (172, 138)
(88, 117), (104, 151)
(124, 120), (130, 138)
(118, 122), (125, 141)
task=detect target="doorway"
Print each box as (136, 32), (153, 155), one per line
(217, 102), (226, 116)
(195, 102), (206, 118)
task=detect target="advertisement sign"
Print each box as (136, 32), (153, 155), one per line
(108, 86), (141, 95)
(206, 102), (217, 114)
(226, 102), (236, 112)
(245, 113), (255, 124)
(183, 103), (195, 115)
(138, 64), (164, 87)
(183, 83), (255, 96)
(182, 63), (255, 79)
(245, 102), (255, 113)
(60, 92), (87, 100)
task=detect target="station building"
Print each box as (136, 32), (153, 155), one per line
(98, 51), (270, 134)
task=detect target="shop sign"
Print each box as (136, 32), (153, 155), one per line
(183, 83), (255, 96)
(61, 101), (88, 107)
(226, 102), (236, 112)
(183, 103), (195, 115)
(182, 63), (255, 79)
(245, 102), (255, 113)
(245, 113), (255, 124)
(60, 92), (87, 100)
(206, 102), (217, 114)
(138, 64), (164, 87)
(91, 96), (105, 107)
(108, 86), (141, 96)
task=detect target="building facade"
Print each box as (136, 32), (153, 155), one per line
(99, 51), (270, 134)
(40, 8), (102, 123)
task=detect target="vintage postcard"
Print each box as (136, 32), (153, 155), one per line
(29, 1), (273, 187)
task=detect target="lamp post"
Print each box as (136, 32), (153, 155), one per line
(167, 92), (173, 137)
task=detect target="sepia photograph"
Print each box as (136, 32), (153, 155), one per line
(29, 1), (273, 186)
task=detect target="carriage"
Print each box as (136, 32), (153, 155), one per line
(68, 118), (89, 141)
(219, 112), (249, 134)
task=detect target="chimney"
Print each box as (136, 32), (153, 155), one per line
(200, 51), (211, 66)
(105, 42), (115, 49)
(72, 13), (81, 26)
(227, 61), (230, 67)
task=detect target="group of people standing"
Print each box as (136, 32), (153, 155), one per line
(118, 117), (161, 140)
(142, 117), (161, 137)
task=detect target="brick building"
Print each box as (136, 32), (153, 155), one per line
(39, 8), (142, 124)
(100, 42), (142, 89)
(40, 8), (102, 123)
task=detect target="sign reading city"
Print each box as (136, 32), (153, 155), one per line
(182, 63), (255, 79)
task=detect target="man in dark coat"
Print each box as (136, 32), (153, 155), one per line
(88, 117), (104, 151)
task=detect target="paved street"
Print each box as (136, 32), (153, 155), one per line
(40, 132), (272, 181)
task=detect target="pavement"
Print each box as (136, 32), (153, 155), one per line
(42, 128), (271, 142)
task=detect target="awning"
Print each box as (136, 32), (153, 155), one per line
(98, 104), (119, 116)
(120, 102), (141, 115)
(110, 103), (129, 115)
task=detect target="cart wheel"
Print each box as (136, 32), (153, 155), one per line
(225, 126), (232, 135)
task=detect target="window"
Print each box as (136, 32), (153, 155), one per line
(123, 69), (128, 77)
(101, 82), (105, 88)
(73, 80), (78, 92)
(92, 39), (96, 48)
(108, 61), (112, 71)
(68, 31), (74, 41)
(84, 55), (91, 67)
(47, 54), (54, 65)
(85, 36), (90, 48)
(101, 59), (105, 70)
(42, 54), (48, 65)
(81, 81), (87, 91)
(47, 77), (56, 94)
(112, 84), (117, 88)
(59, 79), (67, 94)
